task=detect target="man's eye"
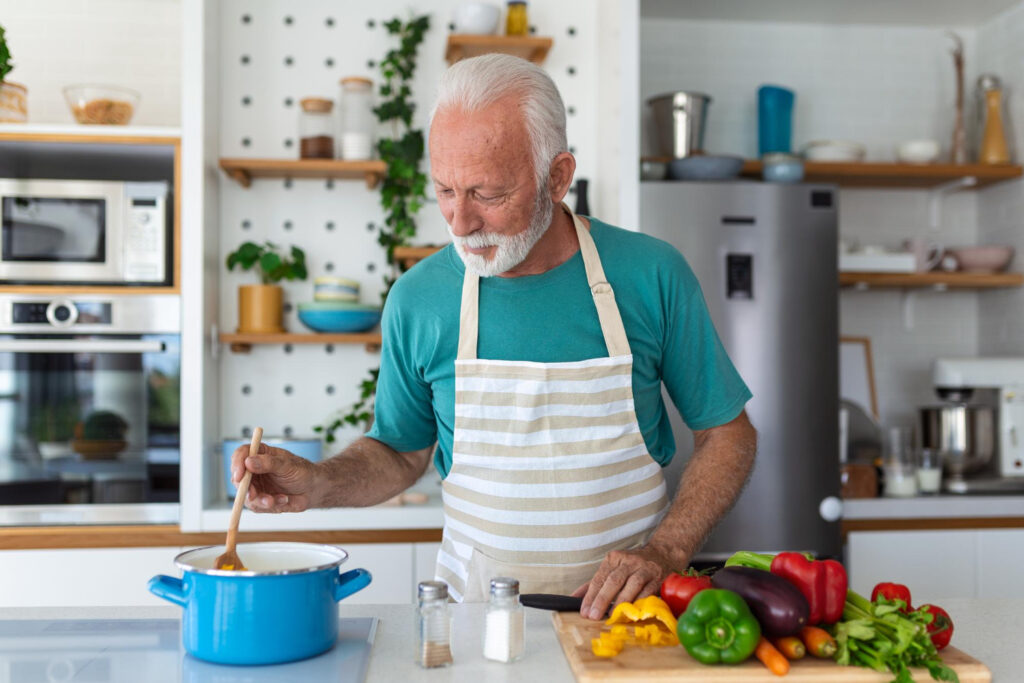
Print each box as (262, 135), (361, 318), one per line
(437, 188), (454, 197)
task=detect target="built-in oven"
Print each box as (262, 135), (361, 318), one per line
(0, 294), (179, 525)
(0, 178), (170, 286)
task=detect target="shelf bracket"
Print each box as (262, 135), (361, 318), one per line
(364, 172), (381, 190)
(928, 176), (977, 230)
(226, 168), (251, 188)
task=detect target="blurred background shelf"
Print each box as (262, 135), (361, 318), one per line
(739, 160), (1023, 188)
(840, 271), (1024, 289)
(445, 35), (553, 64)
(219, 332), (382, 353)
(218, 158), (387, 188)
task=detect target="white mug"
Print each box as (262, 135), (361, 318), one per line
(903, 238), (943, 272)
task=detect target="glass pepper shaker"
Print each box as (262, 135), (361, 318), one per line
(416, 581), (453, 668)
(338, 76), (375, 160)
(483, 577), (524, 663)
(506, 1), (529, 36)
(298, 97), (335, 159)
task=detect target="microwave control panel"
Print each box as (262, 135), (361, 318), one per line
(123, 194), (167, 283)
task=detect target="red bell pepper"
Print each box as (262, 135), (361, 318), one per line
(871, 582), (913, 612)
(769, 553), (847, 625)
(723, 551), (848, 625)
(917, 604), (953, 650)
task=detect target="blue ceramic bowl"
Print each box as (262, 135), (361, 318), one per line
(222, 438), (322, 498)
(149, 542), (371, 665)
(297, 302), (382, 333)
(667, 154), (745, 181)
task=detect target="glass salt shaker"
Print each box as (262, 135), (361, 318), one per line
(416, 581), (453, 668)
(298, 97), (335, 159)
(483, 577), (524, 663)
(338, 76), (375, 160)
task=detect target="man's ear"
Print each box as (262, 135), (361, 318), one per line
(547, 151), (577, 203)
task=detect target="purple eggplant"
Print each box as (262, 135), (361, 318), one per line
(710, 565), (809, 637)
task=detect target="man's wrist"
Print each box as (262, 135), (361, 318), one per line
(644, 538), (691, 573)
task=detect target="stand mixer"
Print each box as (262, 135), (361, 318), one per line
(923, 358), (1024, 493)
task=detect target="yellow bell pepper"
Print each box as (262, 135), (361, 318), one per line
(605, 595), (678, 634)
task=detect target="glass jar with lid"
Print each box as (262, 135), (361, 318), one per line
(298, 97), (335, 159)
(483, 577), (524, 663)
(339, 77), (375, 160)
(506, 1), (529, 36)
(415, 581), (453, 668)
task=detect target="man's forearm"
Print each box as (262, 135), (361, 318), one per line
(310, 436), (431, 508)
(645, 411), (757, 569)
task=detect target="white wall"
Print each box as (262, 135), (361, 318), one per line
(0, 0), (181, 126)
(639, 15), (988, 429)
(977, 2), (1024, 354)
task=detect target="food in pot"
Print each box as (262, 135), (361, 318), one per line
(71, 98), (135, 125)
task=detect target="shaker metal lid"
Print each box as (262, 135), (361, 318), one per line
(418, 580), (449, 600)
(977, 74), (1002, 91)
(490, 576), (520, 597)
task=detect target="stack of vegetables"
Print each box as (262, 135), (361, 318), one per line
(589, 551), (957, 683)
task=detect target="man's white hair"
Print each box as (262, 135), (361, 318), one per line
(431, 54), (568, 191)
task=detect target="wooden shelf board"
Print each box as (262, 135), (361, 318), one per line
(0, 123), (181, 143)
(445, 34), (553, 64)
(0, 285), (179, 295)
(218, 158), (387, 189)
(840, 271), (1024, 289)
(393, 245), (444, 268)
(220, 332), (382, 353)
(739, 160), (1022, 188)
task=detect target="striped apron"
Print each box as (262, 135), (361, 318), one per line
(435, 206), (670, 602)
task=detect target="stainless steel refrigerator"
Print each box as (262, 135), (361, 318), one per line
(640, 181), (840, 561)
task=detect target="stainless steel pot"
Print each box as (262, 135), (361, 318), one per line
(647, 91), (712, 159)
(919, 404), (995, 476)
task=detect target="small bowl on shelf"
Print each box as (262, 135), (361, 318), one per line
(947, 245), (1015, 273)
(802, 140), (866, 162)
(452, 2), (501, 34)
(896, 139), (941, 164)
(313, 276), (360, 302)
(297, 301), (382, 333)
(63, 84), (140, 125)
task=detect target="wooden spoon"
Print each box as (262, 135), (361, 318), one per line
(215, 427), (262, 570)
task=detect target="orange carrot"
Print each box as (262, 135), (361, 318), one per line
(772, 636), (805, 660)
(755, 636), (790, 676)
(799, 625), (837, 658)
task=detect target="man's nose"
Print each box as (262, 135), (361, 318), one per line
(448, 196), (480, 237)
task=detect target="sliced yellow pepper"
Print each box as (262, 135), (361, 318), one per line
(605, 595), (678, 634)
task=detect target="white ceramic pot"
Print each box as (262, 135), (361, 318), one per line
(452, 2), (501, 34)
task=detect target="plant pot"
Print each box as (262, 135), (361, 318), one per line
(237, 284), (284, 334)
(0, 81), (28, 123)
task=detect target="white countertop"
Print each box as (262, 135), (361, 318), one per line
(842, 494), (1024, 520)
(0, 599), (1019, 681)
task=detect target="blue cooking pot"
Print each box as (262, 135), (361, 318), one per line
(148, 542), (371, 665)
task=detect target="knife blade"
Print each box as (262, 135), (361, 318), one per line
(519, 593), (584, 612)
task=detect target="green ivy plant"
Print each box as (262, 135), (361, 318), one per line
(0, 24), (13, 82)
(315, 13), (431, 444)
(226, 241), (308, 285)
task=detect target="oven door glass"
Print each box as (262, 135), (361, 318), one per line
(1, 196), (106, 262)
(0, 334), (179, 506)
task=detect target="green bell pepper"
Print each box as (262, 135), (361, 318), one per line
(676, 588), (761, 665)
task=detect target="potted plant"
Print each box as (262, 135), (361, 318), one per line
(0, 23), (27, 123)
(226, 241), (307, 334)
(31, 401), (79, 459)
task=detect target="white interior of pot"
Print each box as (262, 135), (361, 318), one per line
(177, 542), (347, 573)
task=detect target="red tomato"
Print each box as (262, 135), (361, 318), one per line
(659, 569), (712, 617)
(871, 582), (913, 612)
(918, 604), (954, 650)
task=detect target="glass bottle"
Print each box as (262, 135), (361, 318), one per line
(483, 577), (524, 663)
(298, 97), (335, 159)
(416, 581), (453, 668)
(976, 74), (1012, 165)
(339, 76), (375, 160)
(506, 1), (529, 36)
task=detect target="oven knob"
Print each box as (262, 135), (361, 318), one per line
(45, 300), (79, 328)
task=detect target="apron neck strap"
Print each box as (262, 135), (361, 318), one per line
(457, 203), (632, 360)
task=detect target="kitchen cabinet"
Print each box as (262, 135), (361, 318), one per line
(847, 528), (1024, 602)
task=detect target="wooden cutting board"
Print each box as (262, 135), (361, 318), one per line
(552, 612), (991, 682)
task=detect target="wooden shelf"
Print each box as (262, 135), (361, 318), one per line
(445, 34), (553, 65)
(739, 160), (1022, 188)
(218, 158), (387, 189)
(840, 271), (1024, 289)
(0, 123), (181, 144)
(394, 245), (444, 268)
(220, 332), (382, 353)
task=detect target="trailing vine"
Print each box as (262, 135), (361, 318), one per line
(314, 14), (430, 443)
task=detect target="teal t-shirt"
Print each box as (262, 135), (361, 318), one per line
(366, 218), (752, 478)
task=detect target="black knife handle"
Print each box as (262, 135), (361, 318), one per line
(519, 593), (584, 612)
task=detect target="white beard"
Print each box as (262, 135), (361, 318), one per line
(448, 194), (555, 277)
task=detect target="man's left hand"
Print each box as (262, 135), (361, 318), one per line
(572, 546), (674, 620)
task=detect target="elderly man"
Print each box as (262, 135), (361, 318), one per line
(232, 54), (756, 620)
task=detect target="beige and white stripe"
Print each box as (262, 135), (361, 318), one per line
(437, 205), (669, 601)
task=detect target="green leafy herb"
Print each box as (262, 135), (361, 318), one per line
(225, 241), (307, 285)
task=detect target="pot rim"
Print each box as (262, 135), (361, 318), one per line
(174, 541), (349, 577)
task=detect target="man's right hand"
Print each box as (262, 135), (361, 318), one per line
(231, 442), (318, 513)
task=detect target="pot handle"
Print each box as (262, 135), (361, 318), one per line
(148, 575), (188, 607)
(334, 568), (372, 602)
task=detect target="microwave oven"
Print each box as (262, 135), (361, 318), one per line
(0, 178), (170, 286)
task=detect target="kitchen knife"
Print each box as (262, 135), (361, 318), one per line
(519, 593), (584, 612)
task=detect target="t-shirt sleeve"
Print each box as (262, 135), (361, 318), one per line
(660, 253), (752, 431)
(365, 293), (438, 452)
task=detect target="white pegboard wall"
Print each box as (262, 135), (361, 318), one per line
(216, 0), (602, 451)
